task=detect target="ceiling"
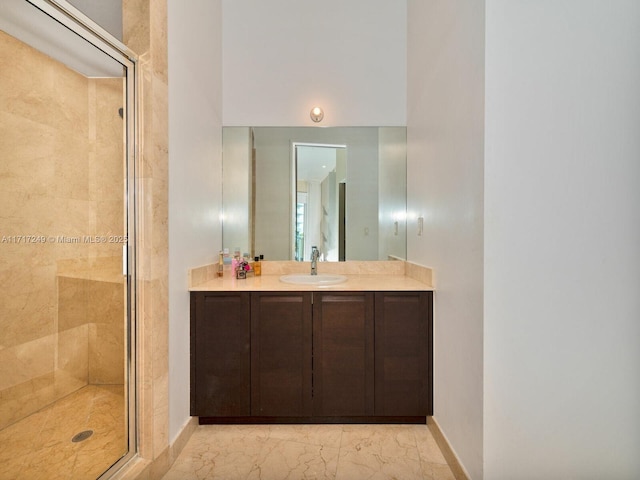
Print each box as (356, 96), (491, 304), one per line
(0, 0), (124, 77)
(296, 145), (340, 183)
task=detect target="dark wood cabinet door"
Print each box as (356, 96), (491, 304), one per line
(251, 292), (313, 416)
(190, 292), (251, 416)
(313, 292), (374, 416)
(374, 291), (433, 416)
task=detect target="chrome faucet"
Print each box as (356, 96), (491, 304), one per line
(310, 246), (320, 275)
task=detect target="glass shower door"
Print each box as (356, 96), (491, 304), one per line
(0, 1), (136, 478)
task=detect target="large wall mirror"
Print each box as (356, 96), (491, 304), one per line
(222, 127), (407, 262)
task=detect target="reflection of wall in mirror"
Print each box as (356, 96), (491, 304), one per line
(253, 130), (292, 260)
(321, 170), (338, 261)
(378, 127), (407, 260)
(221, 127), (252, 255)
(305, 181), (322, 261)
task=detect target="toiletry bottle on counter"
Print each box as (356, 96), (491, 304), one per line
(217, 251), (224, 277)
(253, 256), (261, 276)
(236, 256), (249, 279)
(231, 247), (241, 274)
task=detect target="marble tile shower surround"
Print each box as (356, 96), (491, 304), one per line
(189, 260), (433, 288)
(121, 0), (170, 466)
(0, 30), (126, 429)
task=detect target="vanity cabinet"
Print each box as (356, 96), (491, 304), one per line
(191, 290), (432, 422)
(250, 292), (375, 417)
(190, 292), (251, 417)
(312, 292), (374, 417)
(250, 292), (312, 416)
(374, 292), (432, 416)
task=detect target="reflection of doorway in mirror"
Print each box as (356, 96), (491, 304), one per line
(294, 144), (346, 262)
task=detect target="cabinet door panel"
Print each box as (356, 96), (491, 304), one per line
(191, 292), (251, 416)
(251, 292), (312, 416)
(313, 292), (374, 416)
(374, 292), (432, 416)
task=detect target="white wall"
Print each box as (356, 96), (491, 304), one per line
(222, 0), (406, 126)
(407, 1), (485, 479)
(484, 1), (640, 478)
(168, 0), (223, 443)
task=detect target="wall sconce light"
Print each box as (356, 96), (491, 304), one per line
(310, 106), (324, 123)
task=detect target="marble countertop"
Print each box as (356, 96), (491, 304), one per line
(189, 273), (433, 292)
(189, 260), (434, 292)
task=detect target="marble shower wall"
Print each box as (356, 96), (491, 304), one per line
(0, 30), (126, 430)
(122, 0), (171, 465)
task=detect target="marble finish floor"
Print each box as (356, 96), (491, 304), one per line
(0, 385), (127, 480)
(163, 423), (456, 480)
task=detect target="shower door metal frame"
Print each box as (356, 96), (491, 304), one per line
(24, 1), (140, 477)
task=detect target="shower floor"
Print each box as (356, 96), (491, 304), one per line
(0, 385), (127, 480)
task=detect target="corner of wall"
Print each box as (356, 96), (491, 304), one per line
(166, 0), (223, 446)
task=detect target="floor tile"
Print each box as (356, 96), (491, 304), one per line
(336, 425), (422, 480)
(268, 424), (343, 449)
(164, 423), (457, 480)
(249, 437), (339, 479)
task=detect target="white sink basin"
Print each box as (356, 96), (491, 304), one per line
(279, 274), (348, 286)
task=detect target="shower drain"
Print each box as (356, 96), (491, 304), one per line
(71, 430), (94, 443)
